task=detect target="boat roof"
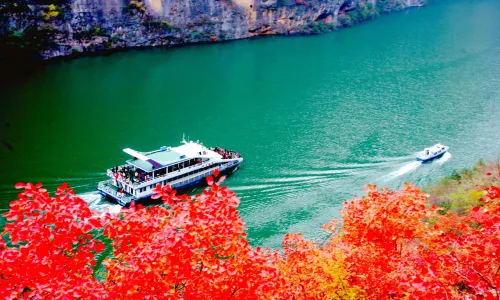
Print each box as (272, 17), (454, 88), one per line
(125, 141), (222, 172)
(430, 143), (446, 149)
(424, 144), (448, 151)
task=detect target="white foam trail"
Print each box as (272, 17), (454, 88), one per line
(382, 161), (422, 181)
(78, 192), (122, 215)
(436, 152), (452, 165)
(260, 176), (323, 183)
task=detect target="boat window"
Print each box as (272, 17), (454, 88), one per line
(156, 168), (166, 177)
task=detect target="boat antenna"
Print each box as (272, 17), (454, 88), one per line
(181, 133), (186, 144)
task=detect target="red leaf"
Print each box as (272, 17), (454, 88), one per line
(484, 292), (496, 300)
(472, 206), (480, 212)
(206, 176), (214, 186)
(213, 168), (220, 177)
(14, 182), (26, 189)
(487, 172), (492, 176)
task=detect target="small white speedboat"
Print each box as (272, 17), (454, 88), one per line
(416, 144), (449, 162)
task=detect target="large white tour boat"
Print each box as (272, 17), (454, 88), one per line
(97, 137), (243, 205)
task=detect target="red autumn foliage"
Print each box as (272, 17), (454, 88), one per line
(103, 174), (279, 299)
(0, 182), (106, 299)
(1, 173), (499, 299)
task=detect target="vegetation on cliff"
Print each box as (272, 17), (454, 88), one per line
(426, 160), (500, 214)
(1, 165), (499, 298)
(1, 0), (425, 60)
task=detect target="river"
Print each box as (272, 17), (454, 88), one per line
(1, 0), (500, 248)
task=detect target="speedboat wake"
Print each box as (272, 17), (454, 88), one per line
(387, 161), (422, 179)
(436, 152), (452, 165)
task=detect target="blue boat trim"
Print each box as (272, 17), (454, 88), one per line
(416, 144), (449, 162)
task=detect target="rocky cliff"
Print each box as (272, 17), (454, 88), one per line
(0, 0), (426, 60)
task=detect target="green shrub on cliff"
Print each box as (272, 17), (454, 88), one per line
(304, 20), (334, 35)
(337, 2), (377, 28)
(337, 14), (353, 27)
(376, 0), (405, 13)
(426, 160), (500, 215)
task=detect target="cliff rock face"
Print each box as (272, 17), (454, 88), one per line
(1, 0), (426, 59)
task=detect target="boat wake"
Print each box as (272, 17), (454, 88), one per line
(78, 192), (122, 215)
(436, 152), (452, 165)
(392, 161), (422, 177)
(380, 151), (452, 182)
(380, 161), (422, 182)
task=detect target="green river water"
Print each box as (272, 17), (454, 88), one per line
(1, 0), (500, 248)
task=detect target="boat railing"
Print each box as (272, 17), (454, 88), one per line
(98, 181), (136, 204)
(110, 162), (217, 187)
(141, 162), (217, 185)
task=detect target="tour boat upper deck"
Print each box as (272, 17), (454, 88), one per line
(97, 137), (243, 205)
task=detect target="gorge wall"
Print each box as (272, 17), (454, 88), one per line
(0, 0), (426, 60)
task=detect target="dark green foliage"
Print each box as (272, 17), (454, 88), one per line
(450, 170), (462, 181)
(73, 25), (107, 41)
(277, 0), (296, 7)
(336, 0), (410, 29)
(0, 25), (59, 60)
(0, 0), (70, 60)
(189, 30), (204, 40)
(376, 0), (405, 13)
(303, 20), (334, 35)
(143, 19), (173, 33)
(337, 14), (352, 27)
(337, 1), (377, 28)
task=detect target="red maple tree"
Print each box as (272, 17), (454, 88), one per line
(1, 171), (499, 299)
